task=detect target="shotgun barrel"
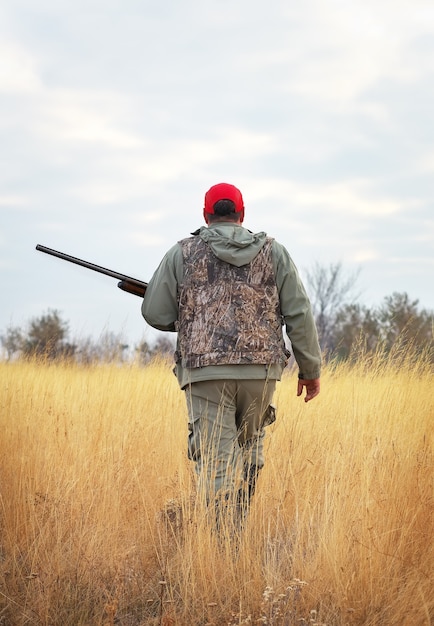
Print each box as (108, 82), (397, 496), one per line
(35, 244), (147, 297)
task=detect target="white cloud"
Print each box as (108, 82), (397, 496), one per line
(246, 178), (404, 217)
(0, 40), (42, 93)
(131, 211), (168, 225)
(295, 182), (401, 217)
(129, 233), (167, 247)
(0, 195), (29, 207)
(40, 90), (143, 148)
(351, 249), (381, 263)
(419, 153), (434, 174)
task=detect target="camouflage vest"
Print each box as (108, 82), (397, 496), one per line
(176, 235), (289, 369)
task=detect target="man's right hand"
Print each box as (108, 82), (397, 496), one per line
(297, 378), (320, 403)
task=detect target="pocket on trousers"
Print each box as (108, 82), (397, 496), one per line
(262, 404), (276, 427)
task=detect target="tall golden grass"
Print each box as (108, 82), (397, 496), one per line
(0, 348), (432, 625)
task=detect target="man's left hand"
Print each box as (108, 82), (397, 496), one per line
(297, 378), (321, 403)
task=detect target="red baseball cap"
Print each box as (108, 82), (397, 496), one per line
(203, 183), (244, 214)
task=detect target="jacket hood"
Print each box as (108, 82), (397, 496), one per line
(193, 224), (268, 267)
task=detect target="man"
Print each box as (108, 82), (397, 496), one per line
(142, 182), (321, 523)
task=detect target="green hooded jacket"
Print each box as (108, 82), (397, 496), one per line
(142, 223), (321, 388)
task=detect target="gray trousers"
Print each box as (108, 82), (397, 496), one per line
(184, 379), (276, 502)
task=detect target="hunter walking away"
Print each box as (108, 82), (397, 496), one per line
(142, 182), (321, 525)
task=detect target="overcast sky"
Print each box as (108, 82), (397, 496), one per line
(1, 0), (433, 347)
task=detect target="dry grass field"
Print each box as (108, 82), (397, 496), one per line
(0, 348), (433, 625)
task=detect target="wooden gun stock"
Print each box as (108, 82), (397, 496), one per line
(117, 279), (147, 298)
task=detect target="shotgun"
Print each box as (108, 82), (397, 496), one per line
(36, 244), (147, 297)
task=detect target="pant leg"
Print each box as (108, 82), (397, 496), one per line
(185, 380), (244, 501)
(231, 379), (276, 519)
(235, 378), (276, 469)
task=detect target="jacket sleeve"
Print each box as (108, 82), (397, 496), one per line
(272, 241), (321, 379)
(141, 244), (183, 332)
